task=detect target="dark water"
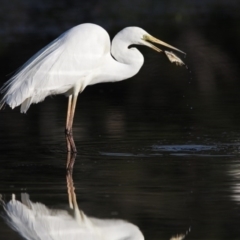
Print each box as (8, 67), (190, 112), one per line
(1, 1), (240, 240)
(1, 88), (240, 239)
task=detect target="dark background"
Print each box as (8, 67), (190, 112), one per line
(1, 1), (240, 239)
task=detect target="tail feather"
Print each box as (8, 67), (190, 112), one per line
(0, 32), (66, 112)
(0, 101), (5, 110)
(20, 98), (31, 113)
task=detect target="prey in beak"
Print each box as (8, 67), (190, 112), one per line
(142, 34), (186, 67)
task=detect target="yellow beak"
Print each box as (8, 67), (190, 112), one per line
(143, 34), (185, 55)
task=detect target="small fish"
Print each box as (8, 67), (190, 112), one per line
(164, 50), (185, 66)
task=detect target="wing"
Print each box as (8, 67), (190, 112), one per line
(0, 23), (110, 112)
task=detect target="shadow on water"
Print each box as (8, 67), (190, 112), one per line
(1, 136), (240, 239)
(1, 153), (189, 240)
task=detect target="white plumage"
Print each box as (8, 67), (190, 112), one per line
(0, 23), (185, 152)
(1, 24), (111, 113)
(1, 165), (145, 240)
(0, 153), (188, 240)
(1, 193), (144, 240)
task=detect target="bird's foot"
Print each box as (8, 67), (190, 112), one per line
(65, 129), (77, 153)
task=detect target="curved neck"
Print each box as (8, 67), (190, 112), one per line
(109, 36), (144, 81)
(88, 36), (144, 86)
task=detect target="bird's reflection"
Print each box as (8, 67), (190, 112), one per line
(229, 162), (240, 204)
(1, 153), (188, 240)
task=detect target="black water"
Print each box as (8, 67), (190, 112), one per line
(1, 1), (240, 240)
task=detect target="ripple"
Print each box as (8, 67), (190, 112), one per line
(99, 152), (149, 157)
(152, 144), (217, 152)
(152, 143), (236, 157)
(100, 143), (238, 158)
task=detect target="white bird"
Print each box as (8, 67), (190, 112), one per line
(0, 154), (188, 240)
(1, 193), (188, 240)
(0, 23), (185, 152)
(0, 163), (145, 240)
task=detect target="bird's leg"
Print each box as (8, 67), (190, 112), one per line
(66, 156), (74, 209)
(66, 152), (77, 209)
(65, 94), (78, 153)
(66, 162), (85, 222)
(67, 95), (78, 152)
(66, 95), (73, 152)
(66, 151), (76, 170)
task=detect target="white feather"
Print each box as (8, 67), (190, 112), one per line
(1, 193), (144, 240)
(0, 24), (112, 113)
(0, 23), (185, 152)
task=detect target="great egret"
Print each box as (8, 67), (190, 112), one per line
(0, 23), (185, 152)
(0, 173), (145, 239)
(0, 154), (188, 240)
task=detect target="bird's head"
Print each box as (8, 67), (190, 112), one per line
(119, 27), (186, 66)
(112, 27), (186, 66)
(119, 27), (184, 53)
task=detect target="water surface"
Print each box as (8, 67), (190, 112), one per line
(1, 3), (240, 239)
